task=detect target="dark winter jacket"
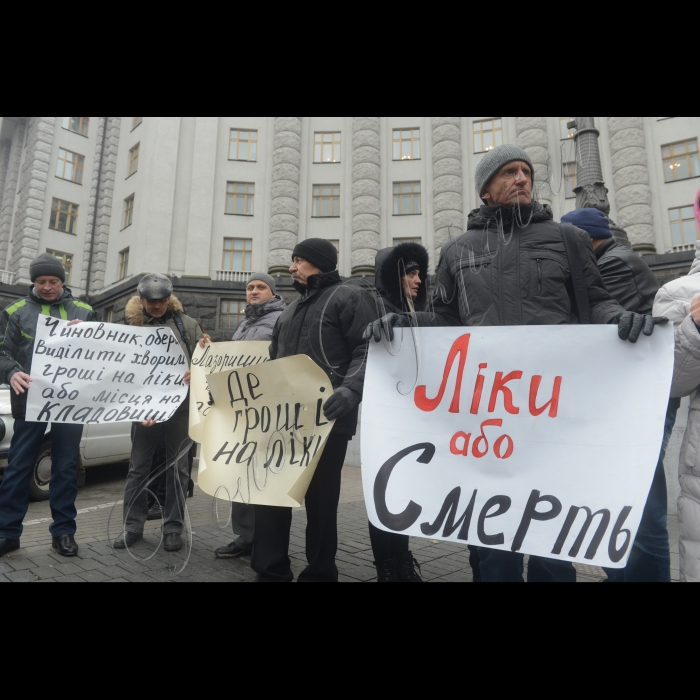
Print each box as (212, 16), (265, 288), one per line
(270, 271), (377, 437)
(0, 286), (97, 419)
(595, 238), (659, 315)
(418, 202), (624, 327)
(375, 243), (430, 314)
(233, 297), (287, 342)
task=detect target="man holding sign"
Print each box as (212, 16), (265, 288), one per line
(0, 254), (96, 558)
(367, 145), (669, 583)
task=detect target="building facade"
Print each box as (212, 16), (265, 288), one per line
(1, 116), (699, 338)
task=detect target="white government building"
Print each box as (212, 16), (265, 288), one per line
(1, 117), (699, 320)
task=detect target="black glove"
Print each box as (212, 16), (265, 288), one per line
(363, 313), (410, 343)
(615, 313), (669, 344)
(323, 388), (362, 422)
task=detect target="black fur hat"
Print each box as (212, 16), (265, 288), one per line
(375, 242), (430, 312)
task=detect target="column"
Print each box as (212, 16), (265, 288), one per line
(432, 117), (464, 258)
(352, 117), (381, 276)
(607, 117), (655, 254)
(0, 120), (26, 273)
(268, 117), (302, 275)
(516, 117), (553, 206)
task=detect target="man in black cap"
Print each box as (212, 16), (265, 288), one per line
(252, 239), (377, 582)
(114, 274), (204, 553)
(0, 253), (97, 558)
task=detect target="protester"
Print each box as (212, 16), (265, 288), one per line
(214, 273), (286, 562)
(114, 274), (203, 553)
(653, 188), (700, 583)
(0, 254), (97, 558)
(371, 243), (429, 582)
(563, 207), (671, 583)
(252, 239), (377, 582)
(366, 144), (668, 583)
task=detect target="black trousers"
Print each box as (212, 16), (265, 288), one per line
(253, 434), (350, 583)
(368, 524), (410, 563)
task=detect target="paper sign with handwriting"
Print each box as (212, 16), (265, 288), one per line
(25, 316), (189, 425)
(189, 341), (271, 443)
(362, 325), (674, 569)
(199, 356), (335, 508)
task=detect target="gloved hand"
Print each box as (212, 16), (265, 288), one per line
(363, 313), (410, 343)
(615, 313), (669, 344)
(323, 388), (362, 422)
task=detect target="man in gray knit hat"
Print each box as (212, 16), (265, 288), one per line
(367, 144), (668, 584)
(214, 272), (287, 561)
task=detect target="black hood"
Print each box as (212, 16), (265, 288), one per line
(375, 243), (430, 312)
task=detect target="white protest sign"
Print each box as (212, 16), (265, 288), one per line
(199, 356), (335, 508)
(26, 316), (189, 425)
(362, 325), (674, 569)
(189, 341), (271, 443)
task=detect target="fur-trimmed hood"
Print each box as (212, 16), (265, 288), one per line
(124, 295), (185, 327)
(375, 243), (430, 312)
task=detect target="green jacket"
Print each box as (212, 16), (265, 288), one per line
(0, 286), (97, 418)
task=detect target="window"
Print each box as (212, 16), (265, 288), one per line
(670, 206), (699, 248)
(663, 140), (700, 183)
(104, 307), (114, 323)
(220, 300), (247, 330)
(49, 198), (79, 234)
(226, 182), (255, 216)
(393, 129), (421, 161)
(118, 249), (130, 281)
(123, 195), (135, 229)
(393, 182), (422, 216)
(56, 149), (84, 184)
(128, 144), (140, 176)
(132, 117), (143, 130)
(473, 118), (503, 153)
(62, 117), (89, 137)
(312, 185), (340, 217)
(564, 162), (577, 199)
(222, 238), (253, 272)
(559, 117), (575, 140)
(46, 250), (73, 284)
(314, 132), (342, 164)
(229, 129), (258, 162)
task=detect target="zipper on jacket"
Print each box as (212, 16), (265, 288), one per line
(537, 259), (542, 296)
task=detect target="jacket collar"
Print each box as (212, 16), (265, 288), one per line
(467, 201), (553, 230)
(29, 286), (73, 306)
(594, 238), (617, 261)
(293, 270), (342, 299)
(143, 309), (173, 325)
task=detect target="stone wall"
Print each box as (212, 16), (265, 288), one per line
(516, 117), (553, 206)
(0, 120), (25, 272)
(431, 117), (463, 258)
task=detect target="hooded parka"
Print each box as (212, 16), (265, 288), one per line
(270, 271), (377, 437)
(419, 202), (623, 327)
(654, 240), (700, 583)
(375, 242), (430, 314)
(233, 296), (287, 342)
(0, 287), (97, 419)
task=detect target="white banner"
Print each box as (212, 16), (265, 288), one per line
(26, 316), (189, 425)
(362, 325), (674, 569)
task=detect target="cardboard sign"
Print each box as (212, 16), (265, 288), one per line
(26, 317), (189, 425)
(199, 356), (335, 508)
(362, 325), (674, 569)
(189, 341), (271, 443)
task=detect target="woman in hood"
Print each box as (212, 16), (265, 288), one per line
(370, 242), (430, 582)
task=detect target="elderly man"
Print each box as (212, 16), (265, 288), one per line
(214, 273), (286, 561)
(253, 239), (377, 583)
(367, 145), (668, 583)
(115, 274), (204, 553)
(0, 253), (97, 558)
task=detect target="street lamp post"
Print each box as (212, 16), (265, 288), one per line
(568, 117), (631, 248)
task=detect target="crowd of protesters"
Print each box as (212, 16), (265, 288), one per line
(1, 143), (700, 584)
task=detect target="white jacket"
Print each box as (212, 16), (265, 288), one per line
(654, 241), (700, 582)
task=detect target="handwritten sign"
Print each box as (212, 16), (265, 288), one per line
(189, 341), (271, 443)
(362, 326), (674, 569)
(26, 317), (189, 425)
(199, 356), (335, 507)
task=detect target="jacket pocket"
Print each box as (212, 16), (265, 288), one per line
(528, 252), (569, 299)
(454, 255), (495, 322)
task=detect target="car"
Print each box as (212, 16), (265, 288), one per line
(0, 385), (133, 501)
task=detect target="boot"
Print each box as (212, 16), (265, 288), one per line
(395, 552), (423, 582)
(375, 559), (399, 583)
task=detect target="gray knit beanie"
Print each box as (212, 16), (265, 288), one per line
(475, 145), (535, 202)
(30, 253), (66, 283)
(247, 272), (277, 295)
(137, 274), (173, 301)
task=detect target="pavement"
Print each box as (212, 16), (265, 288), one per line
(0, 463), (682, 583)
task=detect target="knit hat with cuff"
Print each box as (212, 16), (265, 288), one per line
(561, 208), (614, 240)
(30, 253), (66, 283)
(292, 239), (338, 273)
(475, 144), (535, 202)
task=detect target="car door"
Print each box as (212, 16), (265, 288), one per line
(82, 422), (133, 464)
